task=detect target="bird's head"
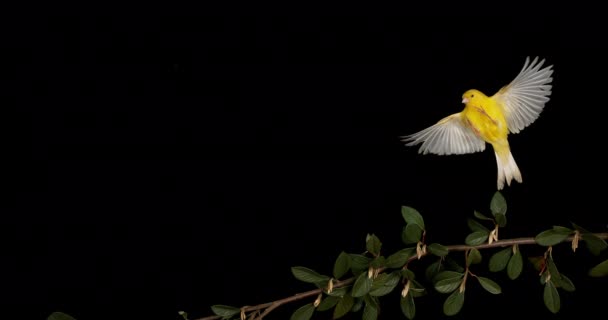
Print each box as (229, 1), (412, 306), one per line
(461, 89), (484, 104)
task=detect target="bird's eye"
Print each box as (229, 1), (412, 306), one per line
(471, 94), (474, 97)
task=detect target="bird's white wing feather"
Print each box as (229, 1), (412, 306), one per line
(401, 113), (486, 155)
(493, 56), (554, 134)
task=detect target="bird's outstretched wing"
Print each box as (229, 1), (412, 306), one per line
(401, 113), (486, 155)
(492, 56), (554, 134)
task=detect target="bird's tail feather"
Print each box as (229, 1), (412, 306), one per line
(494, 150), (522, 190)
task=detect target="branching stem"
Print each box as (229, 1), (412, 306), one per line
(197, 233), (608, 320)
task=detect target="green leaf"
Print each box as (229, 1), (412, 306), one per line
(290, 303), (315, 320)
(362, 301), (378, 320)
(467, 248), (482, 266)
(333, 251), (351, 279)
(333, 293), (354, 319)
(403, 224), (423, 244)
(474, 210), (494, 221)
(434, 277), (463, 294)
(494, 213), (507, 228)
(589, 259), (608, 277)
(349, 254), (372, 275)
(552, 225), (574, 234)
(366, 234), (382, 256)
(582, 233), (608, 256)
(409, 280), (427, 298)
(291, 267), (330, 284)
(400, 293), (416, 319)
(370, 272), (400, 297)
(507, 248), (523, 280)
(428, 243), (449, 257)
(328, 286), (349, 297)
(467, 218), (490, 232)
(433, 271), (464, 294)
(547, 258), (561, 281)
(48, 312), (77, 320)
(465, 231), (489, 246)
(370, 256), (386, 269)
(443, 290), (465, 316)
(543, 281), (560, 314)
(352, 272), (373, 297)
(490, 191), (507, 216)
(317, 296), (340, 311)
(570, 222), (590, 233)
(445, 258), (465, 273)
(386, 248), (416, 268)
(535, 230), (570, 246)
(401, 206), (425, 230)
(211, 305), (240, 318)
(350, 298), (364, 313)
(401, 269), (416, 280)
(557, 274), (575, 292)
(425, 260), (444, 281)
(489, 247), (512, 272)
(477, 277), (501, 294)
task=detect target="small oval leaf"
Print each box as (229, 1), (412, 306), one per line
(433, 271), (464, 293)
(589, 259), (608, 277)
(48, 312), (77, 320)
(317, 296), (340, 311)
(362, 301), (378, 320)
(425, 261), (444, 281)
(558, 274), (575, 292)
(428, 243), (449, 257)
(328, 286), (349, 298)
(435, 277), (463, 294)
(291, 266), (330, 284)
(333, 251), (352, 279)
(507, 248), (523, 280)
(467, 248), (482, 266)
(489, 248), (512, 272)
(349, 254), (372, 274)
(290, 303), (315, 320)
(552, 225), (574, 234)
(403, 224), (423, 244)
(386, 248), (416, 268)
(494, 213), (507, 228)
(477, 276), (501, 294)
(535, 230), (570, 246)
(490, 191), (507, 216)
(366, 234), (382, 256)
(467, 218), (490, 232)
(474, 210), (494, 221)
(401, 206), (425, 230)
(443, 290), (465, 316)
(370, 271), (401, 296)
(544, 281), (560, 314)
(211, 305), (241, 318)
(352, 272), (373, 297)
(400, 294), (416, 319)
(465, 231), (489, 246)
(333, 294), (354, 319)
(582, 233), (608, 256)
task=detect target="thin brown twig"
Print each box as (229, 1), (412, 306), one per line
(197, 233), (608, 320)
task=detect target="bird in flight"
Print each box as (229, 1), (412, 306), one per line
(401, 57), (554, 190)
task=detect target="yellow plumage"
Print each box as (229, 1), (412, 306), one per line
(402, 57), (553, 189)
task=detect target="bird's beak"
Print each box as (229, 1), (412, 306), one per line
(462, 98), (469, 104)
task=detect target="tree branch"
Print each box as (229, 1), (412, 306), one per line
(196, 233), (608, 320)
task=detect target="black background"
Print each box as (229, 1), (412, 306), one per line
(3, 13), (608, 320)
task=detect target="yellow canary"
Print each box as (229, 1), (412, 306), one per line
(402, 57), (554, 189)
